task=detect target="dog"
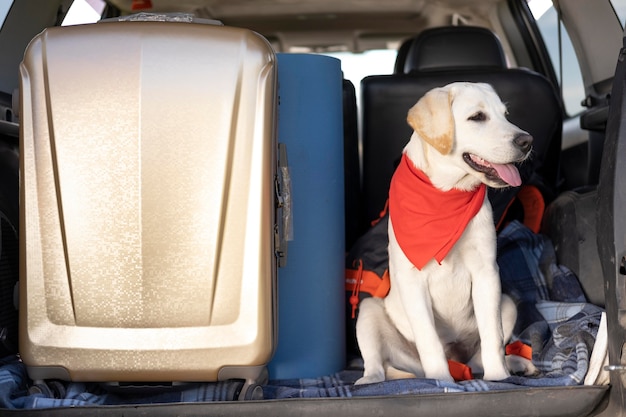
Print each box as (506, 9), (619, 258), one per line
(355, 82), (534, 384)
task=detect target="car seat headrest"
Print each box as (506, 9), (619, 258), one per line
(401, 26), (507, 73)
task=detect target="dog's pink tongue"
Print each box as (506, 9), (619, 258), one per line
(492, 163), (522, 187)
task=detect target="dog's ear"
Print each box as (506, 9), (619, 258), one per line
(407, 88), (454, 155)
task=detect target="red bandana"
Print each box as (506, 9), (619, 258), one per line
(388, 154), (486, 270)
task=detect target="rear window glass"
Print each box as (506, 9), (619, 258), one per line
(0, 1), (13, 30)
(324, 49), (397, 99)
(530, 0), (585, 116)
(62, 0), (105, 26)
(611, 0), (626, 27)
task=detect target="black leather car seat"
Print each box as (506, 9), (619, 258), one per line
(359, 26), (563, 230)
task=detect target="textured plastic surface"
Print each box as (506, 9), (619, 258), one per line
(543, 189), (604, 307)
(267, 54), (346, 379)
(19, 21), (277, 382)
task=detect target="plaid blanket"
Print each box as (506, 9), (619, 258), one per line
(0, 221), (606, 408)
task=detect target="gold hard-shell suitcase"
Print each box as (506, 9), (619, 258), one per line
(18, 18), (279, 393)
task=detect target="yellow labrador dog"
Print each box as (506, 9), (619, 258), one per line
(356, 82), (533, 384)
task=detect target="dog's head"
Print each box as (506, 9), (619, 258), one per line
(406, 82), (532, 189)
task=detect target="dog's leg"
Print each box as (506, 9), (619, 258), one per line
(469, 294), (538, 376)
(468, 294), (512, 373)
(355, 297), (391, 385)
(356, 294), (428, 384)
(500, 295), (539, 376)
(387, 227), (453, 382)
(500, 293), (516, 341)
(393, 278), (453, 381)
(470, 260), (511, 381)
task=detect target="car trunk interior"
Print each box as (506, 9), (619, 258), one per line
(1, 0), (625, 415)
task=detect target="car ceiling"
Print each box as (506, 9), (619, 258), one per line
(106, 0), (504, 52)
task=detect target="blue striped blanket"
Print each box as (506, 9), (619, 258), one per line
(0, 221), (605, 408)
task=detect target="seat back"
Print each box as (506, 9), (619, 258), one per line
(360, 26), (563, 227)
(342, 79), (364, 249)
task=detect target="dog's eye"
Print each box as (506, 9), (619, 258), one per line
(468, 111), (487, 122)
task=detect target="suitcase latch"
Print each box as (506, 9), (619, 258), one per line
(275, 143), (292, 267)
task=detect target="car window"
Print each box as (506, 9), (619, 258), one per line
(62, 0), (105, 26)
(0, 1), (13, 30)
(324, 49), (397, 100)
(611, 0), (626, 26)
(530, 0), (585, 116)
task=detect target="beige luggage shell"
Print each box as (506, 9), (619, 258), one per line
(18, 20), (277, 383)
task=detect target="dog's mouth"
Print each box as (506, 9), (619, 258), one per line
(463, 153), (522, 187)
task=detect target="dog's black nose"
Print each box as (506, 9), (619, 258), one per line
(513, 133), (533, 153)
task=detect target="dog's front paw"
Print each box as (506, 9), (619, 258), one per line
(355, 372), (386, 385)
(424, 366), (455, 383)
(506, 355), (539, 376)
(482, 366), (510, 381)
